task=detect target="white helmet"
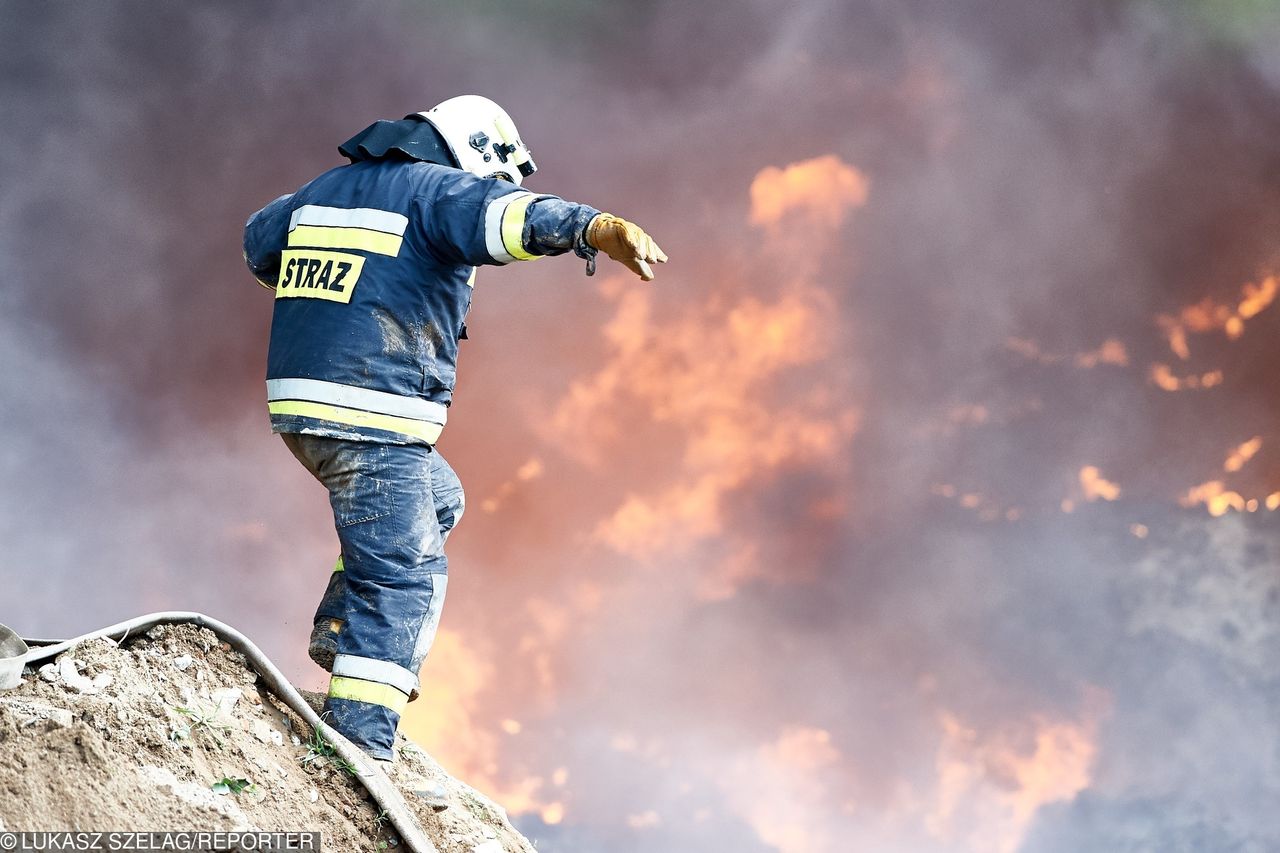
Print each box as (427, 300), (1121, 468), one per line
(416, 95), (537, 186)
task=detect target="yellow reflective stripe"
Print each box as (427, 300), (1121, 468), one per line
(268, 401), (443, 443)
(500, 194), (541, 262)
(288, 225), (403, 257)
(333, 555), (344, 573)
(328, 676), (408, 714)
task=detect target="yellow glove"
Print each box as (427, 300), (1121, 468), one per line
(586, 214), (668, 281)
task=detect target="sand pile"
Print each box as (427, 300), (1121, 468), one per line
(0, 623), (534, 853)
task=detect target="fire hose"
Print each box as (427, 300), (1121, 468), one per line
(18, 611), (438, 853)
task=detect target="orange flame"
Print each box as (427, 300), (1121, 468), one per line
(1074, 339), (1129, 369)
(1157, 275), (1277, 360)
(1150, 364), (1224, 392)
(1080, 466), (1120, 502)
(1181, 481), (1247, 516)
(1006, 337), (1128, 368)
(715, 725), (843, 853)
(1223, 437), (1262, 473)
(749, 155), (870, 229)
(928, 693), (1107, 853)
(547, 155), (865, 590)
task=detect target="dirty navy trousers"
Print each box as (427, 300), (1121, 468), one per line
(282, 433), (464, 759)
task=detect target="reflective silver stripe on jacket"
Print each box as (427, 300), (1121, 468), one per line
(266, 378), (447, 424)
(332, 654), (419, 696)
(483, 190), (535, 263)
(288, 205), (409, 236)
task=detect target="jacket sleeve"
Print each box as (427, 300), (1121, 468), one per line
(415, 170), (600, 268)
(243, 193), (295, 290)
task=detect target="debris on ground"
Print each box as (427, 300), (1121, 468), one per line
(0, 624), (535, 853)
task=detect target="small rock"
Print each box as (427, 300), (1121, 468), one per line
(38, 664), (58, 683)
(471, 842), (503, 853)
(92, 672), (114, 690)
(251, 719), (284, 747)
(0, 697), (74, 728)
(211, 687), (242, 717)
(309, 788), (319, 803)
(172, 655), (193, 671)
(57, 657), (98, 694)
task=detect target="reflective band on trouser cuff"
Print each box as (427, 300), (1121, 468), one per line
(483, 191), (540, 263)
(267, 378), (448, 424)
(332, 654), (419, 696)
(268, 401), (443, 444)
(328, 675), (409, 714)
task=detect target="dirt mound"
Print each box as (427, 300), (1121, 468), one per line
(0, 623), (534, 853)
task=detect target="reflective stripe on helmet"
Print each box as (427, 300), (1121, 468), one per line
(327, 675), (409, 714)
(332, 655), (419, 696)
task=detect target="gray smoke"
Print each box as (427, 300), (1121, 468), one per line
(4, 1), (1280, 850)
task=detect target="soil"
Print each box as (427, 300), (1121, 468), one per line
(0, 624), (535, 853)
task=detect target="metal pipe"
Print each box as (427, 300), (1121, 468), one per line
(22, 612), (437, 853)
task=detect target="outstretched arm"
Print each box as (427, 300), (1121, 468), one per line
(420, 171), (667, 280)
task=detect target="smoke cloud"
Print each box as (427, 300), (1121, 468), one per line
(4, 1), (1280, 850)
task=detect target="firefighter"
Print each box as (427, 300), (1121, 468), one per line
(242, 96), (665, 797)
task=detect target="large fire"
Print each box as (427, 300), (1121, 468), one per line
(12, 4), (1280, 852)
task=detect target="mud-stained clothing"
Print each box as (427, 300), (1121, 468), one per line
(244, 158), (598, 757)
(243, 159), (599, 445)
(281, 433), (462, 758)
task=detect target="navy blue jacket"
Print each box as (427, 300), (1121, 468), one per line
(243, 159), (599, 444)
